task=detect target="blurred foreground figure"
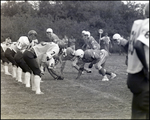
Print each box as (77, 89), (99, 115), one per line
(112, 3), (149, 119)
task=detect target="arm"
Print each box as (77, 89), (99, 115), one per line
(134, 40), (149, 80)
(134, 41), (148, 71)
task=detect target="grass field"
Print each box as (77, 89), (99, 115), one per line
(1, 54), (132, 119)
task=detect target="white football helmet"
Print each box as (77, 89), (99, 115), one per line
(46, 28), (53, 33)
(75, 49), (84, 58)
(48, 57), (55, 69)
(17, 36), (29, 50)
(113, 33), (121, 40)
(82, 30), (86, 34)
(84, 31), (91, 37)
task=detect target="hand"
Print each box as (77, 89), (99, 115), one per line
(88, 63), (93, 68)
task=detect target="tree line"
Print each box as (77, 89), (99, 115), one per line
(1, 1), (146, 51)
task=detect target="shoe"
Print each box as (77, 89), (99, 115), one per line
(56, 76), (64, 80)
(102, 75), (109, 81)
(110, 73), (116, 79)
(32, 88), (36, 91)
(40, 80), (44, 82)
(36, 91), (44, 95)
(5, 72), (12, 76)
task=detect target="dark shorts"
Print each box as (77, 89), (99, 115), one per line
(4, 48), (18, 66)
(14, 51), (32, 73)
(23, 50), (41, 76)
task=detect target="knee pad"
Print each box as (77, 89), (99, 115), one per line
(95, 64), (102, 70)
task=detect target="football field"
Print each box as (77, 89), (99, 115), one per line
(1, 54), (132, 119)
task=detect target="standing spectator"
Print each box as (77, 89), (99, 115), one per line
(68, 36), (76, 50)
(112, 3), (149, 119)
(100, 33), (111, 54)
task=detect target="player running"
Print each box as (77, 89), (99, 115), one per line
(74, 49), (116, 81)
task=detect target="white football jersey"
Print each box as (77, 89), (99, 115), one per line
(137, 18), (149, 71)
(127, 18), (149, 73)
(1, 43), (10, 52)
(9, 42), (18, 53)
(33, 42), (59, 57)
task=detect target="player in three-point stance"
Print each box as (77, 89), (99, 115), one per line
(74, 49), (116, 81)
(23, 41), (60, 94)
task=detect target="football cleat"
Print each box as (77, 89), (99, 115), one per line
(102, 75), (109, 81)
(110, 73), (116, 79)
(55, 76), (64, 80)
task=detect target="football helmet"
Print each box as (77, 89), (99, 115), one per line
(113, 33), (121, 40)
(28, 30), (37, 36)
(75, 49), (84, 58)
(46, 28), (53, 33)
(17, 36), (29, 49)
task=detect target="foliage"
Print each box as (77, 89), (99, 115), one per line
(1, 1), (146, 52)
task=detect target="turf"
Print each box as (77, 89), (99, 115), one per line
(1, 54), (132, 119)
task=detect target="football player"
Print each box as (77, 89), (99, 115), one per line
(112, 3), (149, 119)
(74, 49), (116, 81)
(14, 30), (38, 87)
(82, 31), (100, 50)
(59, 47), (91, 75)
(1, 38), (12, 75)
(4, 37), (30, 81)
(23, 41), (60, 94)
(46, 28), (61, 43)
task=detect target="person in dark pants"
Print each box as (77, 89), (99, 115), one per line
(112, 3), (149, 119)
(14, 30), (38, 87)
(23, 41), (60, 94)
(1, 40), (11, 75)
(100, 33), (111, 53)
(4, 42), (19, 78)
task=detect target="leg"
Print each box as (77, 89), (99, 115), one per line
(127, 71), (149, 119)
(14, 51), (32, 85)
(23, 50), (43, 94)
(60, 61), (66, 74)
(47, 66), (64, 80)
(5, 48), (18, 78)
